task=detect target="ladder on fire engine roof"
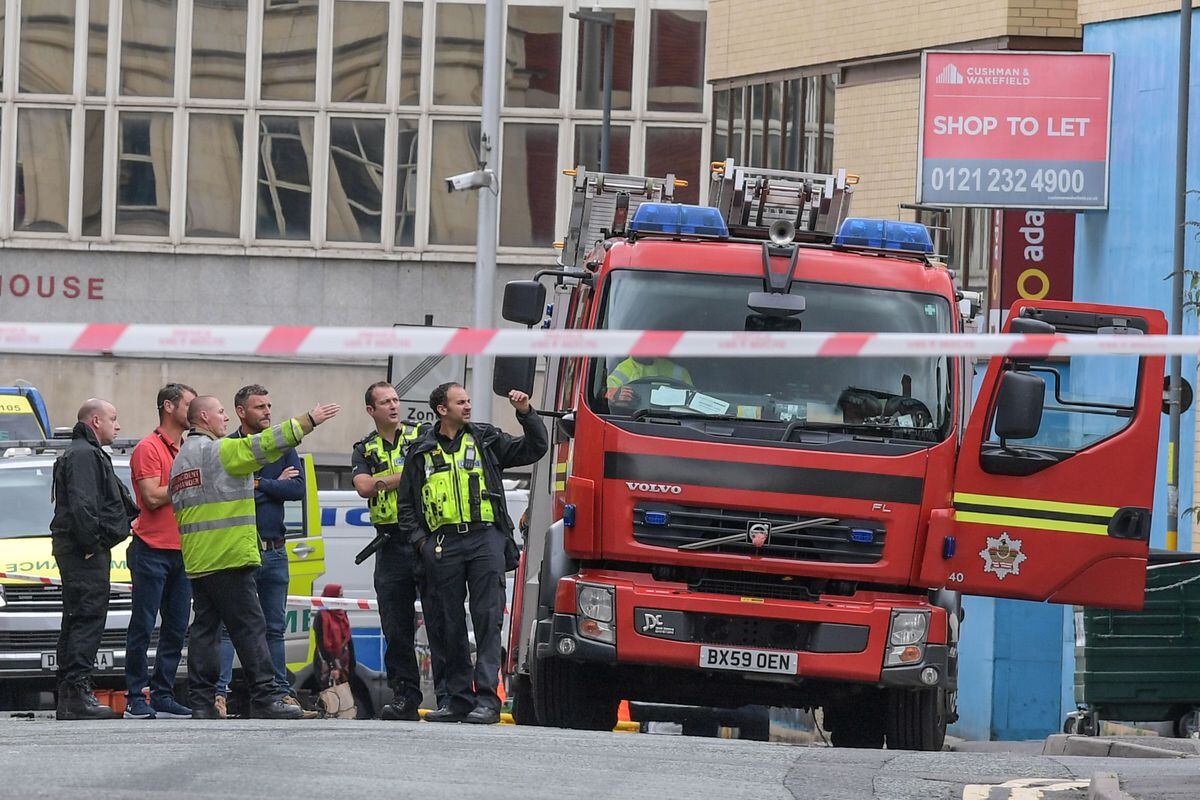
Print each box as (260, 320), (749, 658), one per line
(708, 159), (856, 241)
(559, 165), (679, 269)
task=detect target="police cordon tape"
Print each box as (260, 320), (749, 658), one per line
(0, 571), (378, 611)
(0, 322), (1197, 358)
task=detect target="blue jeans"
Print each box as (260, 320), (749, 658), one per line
(216, 546), (290, 696)
(124, 537), (191, 701)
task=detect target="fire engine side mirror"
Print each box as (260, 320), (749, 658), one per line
(993, 370), (1045, 442)
(556, 412), (576, 439)
(493, 356), (536, 398)
(502, 281), (547, 327)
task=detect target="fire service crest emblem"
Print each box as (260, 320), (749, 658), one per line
(979, 532), (1027, 581)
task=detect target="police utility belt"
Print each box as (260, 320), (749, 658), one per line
(434, 521), (492, 535)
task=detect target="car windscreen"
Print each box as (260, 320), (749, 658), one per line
(587, 270), (954, 443)
(0, 463), (134, 538)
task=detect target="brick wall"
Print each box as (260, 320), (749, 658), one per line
(831, 78), (921, 220)
(708, 1), (1081, 82)
(1078, 0), (1199, 24)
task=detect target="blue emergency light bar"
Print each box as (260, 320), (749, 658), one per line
(834, 218), (934, 254)
(628, 203), (729, 238)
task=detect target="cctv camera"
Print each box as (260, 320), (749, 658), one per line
(445, 169), (495, 193)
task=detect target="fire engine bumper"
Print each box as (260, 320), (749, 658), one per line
(547, 571), (953, 690)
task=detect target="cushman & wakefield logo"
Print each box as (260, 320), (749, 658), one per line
(626, 481), (682, 494)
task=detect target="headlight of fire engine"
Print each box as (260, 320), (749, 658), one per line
(889, 612), (928, 646)
(577, 584), (615, 643)
(884, 611), (929, 668)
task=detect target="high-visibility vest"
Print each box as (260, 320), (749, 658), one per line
(606, 357), (692, 390)
(170, 417), (309, 576)
(420, 433), (495, 532)
(360, 425), (421, 526)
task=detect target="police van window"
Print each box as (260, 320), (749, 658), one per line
(987, 354), (1139, 453)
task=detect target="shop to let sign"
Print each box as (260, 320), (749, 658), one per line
(918, 51), (1112, 209)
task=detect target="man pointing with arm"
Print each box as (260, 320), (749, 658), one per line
(170, 395), (340, 720)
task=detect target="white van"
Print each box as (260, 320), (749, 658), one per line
(306, 483), (528, 715)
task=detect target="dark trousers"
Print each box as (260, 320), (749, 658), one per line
(374, 533), (447, 706)
(56, 547), (112, 687)
(423, 527), (506, 713)
(125, 537), (191, 701)
(187, 568), (279, 710)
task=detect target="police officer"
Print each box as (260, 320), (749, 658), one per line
(397, 382), (547, 724)
(351, 381), (444, 720)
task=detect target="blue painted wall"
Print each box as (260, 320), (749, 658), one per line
(1077, 10), (1199, 550)
(953, 8), (1199, 740)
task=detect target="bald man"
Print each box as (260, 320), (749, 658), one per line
(50, 399), (140, 720)
(170, 394), (339, 720)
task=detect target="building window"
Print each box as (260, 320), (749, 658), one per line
(434, 3), (484, 107)
(120, 0), (176, 97)
(647, 10), (705, 113)
(0, 0), (708, 256)
(395, 118), (418, 246)
(19, 0), (75, 96)
(116, 111), (172, 236)
(191, 0), (248, 100)
(572, 123), (630, 173)
(261, 0), (318, 102)
(645, 126), (701, 204)
(398, 2), (422, 106)
(500, 122), (558, 247)
(713, 73), (835, 173)
(428, 119), (480, 245)
(331, 1), (389, 105)
(86, 0), (109, 96)
(505, 6), (562, 109)
(81, 109), (104, 236)
(14, 107), (71, 233)
(256, 115), (314, 240)
(326, 116), (386, 243)
(186, 113), (244, 238)
(575, 7), (633, 111)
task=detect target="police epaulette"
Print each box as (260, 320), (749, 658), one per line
(354, 430), (379, 447)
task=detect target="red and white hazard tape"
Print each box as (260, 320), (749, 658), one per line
(0, 571), (134, 592)
(0, 322), (1196, 358)
(0, 571), (377, 611)
(296, 595), (377, 611)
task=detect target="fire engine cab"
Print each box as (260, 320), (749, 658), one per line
(495, 160), (1165, 750)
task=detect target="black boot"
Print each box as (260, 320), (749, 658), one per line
(56, 681), (115, 721)
(248, 698), (304, 720)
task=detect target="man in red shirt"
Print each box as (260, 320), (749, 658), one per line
(124, 383), (196, 719)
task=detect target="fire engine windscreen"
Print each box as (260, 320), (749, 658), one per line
(589, 270), (953, 443)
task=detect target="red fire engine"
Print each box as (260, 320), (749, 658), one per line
(494, 161), (1164, 750)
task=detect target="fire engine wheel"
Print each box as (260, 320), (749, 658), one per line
(533, 656), (618, 731)
(509, 674), (539, 726)
(824, 694), (886, 749)
(885, 688), (948, 752)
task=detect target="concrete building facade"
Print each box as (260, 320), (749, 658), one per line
(0, 0), (710, 462)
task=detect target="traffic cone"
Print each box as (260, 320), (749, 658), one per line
(618, 700), (630, 722)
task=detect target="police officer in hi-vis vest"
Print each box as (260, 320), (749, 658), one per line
(351, 381), (443, 720)
(397, 382), (547, 724)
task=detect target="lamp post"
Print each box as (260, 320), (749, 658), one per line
(571, 8), (615, 171)
(1167, 0), (1192, 551)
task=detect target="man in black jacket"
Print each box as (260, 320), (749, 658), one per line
(51, 398), (139, 720)
(397, 382), (547, 724)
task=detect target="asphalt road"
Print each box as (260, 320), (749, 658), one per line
(1, 717), (1196, 800)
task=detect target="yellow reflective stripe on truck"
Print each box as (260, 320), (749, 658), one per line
(952, 492), (1118, 537)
